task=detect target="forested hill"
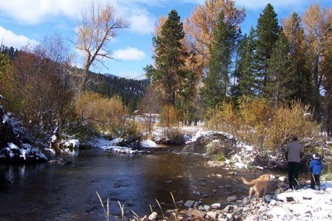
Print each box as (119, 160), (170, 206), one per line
(0, 45), (150, 114)
(87, 72), (150, 112)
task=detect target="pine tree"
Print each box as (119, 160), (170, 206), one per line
(282, 12), (313, 105)
(152, 10), (189, 106)
(232, 27), (258, 99)
(255, 3), (280, 95)
(200, 11), (239, 110)
(266, 32), (296, 108)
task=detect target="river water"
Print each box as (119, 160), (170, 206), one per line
(0, 147), (268, 221)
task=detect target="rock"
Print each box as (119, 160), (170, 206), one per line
(244, 214), (259, 221)
(203, 205), (211, 211)
(207, 160), (225, 167)
(184, 200), (196, 208)
(226, 195), (237, 202)
(183, 131), (236, 157)
(148, 211), (157, 220)
(222, 205), (234, 213)
(211, 203), (221, 209)
(205, 211), (217, 219)
(278, 176), (287, 182)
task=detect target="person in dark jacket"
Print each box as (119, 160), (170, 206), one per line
(285, 135), (304, 189)
(309, 153), (323, 190)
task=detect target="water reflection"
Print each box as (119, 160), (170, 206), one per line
(0, 149), (262, 220)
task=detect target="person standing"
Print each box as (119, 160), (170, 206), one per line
(309, 153), (323, 190)
(285, 135), (304, 189)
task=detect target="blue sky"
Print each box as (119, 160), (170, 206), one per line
(0, 0), (330, 79)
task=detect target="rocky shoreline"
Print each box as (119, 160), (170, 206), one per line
(143, 176), (332, 221)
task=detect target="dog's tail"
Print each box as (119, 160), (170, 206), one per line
(241, 177), (253, 185)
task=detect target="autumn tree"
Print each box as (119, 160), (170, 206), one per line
(137, 85), (162, 136)
(0, 49), (14, 108)
(184, 0), (245, 73)
(302, 4), (332, 121)
(323, 50), (332, 135)
(255, 3), (280, 95)
(11, 35), (74, 136)
(75, 1), (128, 94)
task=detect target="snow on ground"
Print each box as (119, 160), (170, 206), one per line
(262, 181), (332, 221)
(87, 136), (159, 154)
(141, 139), (158, 148)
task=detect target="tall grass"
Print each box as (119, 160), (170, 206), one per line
(96, 191), (110, 221)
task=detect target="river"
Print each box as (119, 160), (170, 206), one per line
(0, 147), (268, 221)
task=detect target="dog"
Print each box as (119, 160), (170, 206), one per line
(241, 174), (270, 202)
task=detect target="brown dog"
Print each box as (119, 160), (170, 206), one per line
(241, 174), (270, 202)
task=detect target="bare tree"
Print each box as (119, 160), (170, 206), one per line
(75, 0), (129, 94)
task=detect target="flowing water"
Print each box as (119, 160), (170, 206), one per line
(0, 147), (273, 221)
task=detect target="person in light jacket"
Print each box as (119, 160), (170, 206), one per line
(309, 153), (323, 190)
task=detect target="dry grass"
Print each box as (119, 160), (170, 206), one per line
(96, 191), (179, 221)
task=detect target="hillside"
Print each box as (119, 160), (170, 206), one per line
(87, 72), (150, 112)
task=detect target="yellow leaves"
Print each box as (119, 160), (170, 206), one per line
(302, 3), (332, 51)
(184, 0), (245, 69)
(206, 101), (237, 131)
(160, 104), (178, 127)
(266, 101), (319, 148)
(155, 16), (167, 37)
(206, 97), (319, 151)
(75, 92), (127, 133)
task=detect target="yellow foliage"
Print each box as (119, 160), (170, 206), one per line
(266, 101), (319, 148)
(206, 97), (320, 151)
(160, 104), (178, 127)
(75, 92), (127, 135)
(206, 101), (237, 132)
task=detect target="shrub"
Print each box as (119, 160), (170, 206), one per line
(205, 97), (320, 152)
(162, 127), (185, 145)
(265, 101), (319, 149)
(114, 120), (141, 147)
(75, 92), (126, 137)
(206, 101), (238, 133)
(74, 93), (142, 145)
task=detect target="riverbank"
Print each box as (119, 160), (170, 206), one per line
(142, 178), (332, 221)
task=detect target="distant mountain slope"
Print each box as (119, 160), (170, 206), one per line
(87, 72), (150, 112)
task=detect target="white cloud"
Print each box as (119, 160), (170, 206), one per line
(113, 47), (146, 61)
(0, 0), (88, 24)
(0, 0), (156, 34)
(0, 26), (39, 48)
(128, 10), (155, 34)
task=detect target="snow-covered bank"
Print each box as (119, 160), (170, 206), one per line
(148, 180), (332, 221)
(86, 136), (160, 154)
